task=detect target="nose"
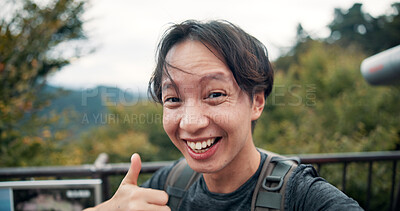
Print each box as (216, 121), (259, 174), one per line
(179, 103), (209, 134)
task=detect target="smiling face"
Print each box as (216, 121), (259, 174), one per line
(162, 40), (264, 173)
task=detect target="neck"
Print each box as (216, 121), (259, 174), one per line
(203, 140), (260, 193)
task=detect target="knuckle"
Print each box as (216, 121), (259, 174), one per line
(130, 189), (142, 199)
(161, 192), (169, 203)
(160, 206), (171, 211)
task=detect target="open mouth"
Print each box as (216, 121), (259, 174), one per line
(186, 137), (222, 153)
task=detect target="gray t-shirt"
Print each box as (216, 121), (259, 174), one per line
(141, 152), (363, 210)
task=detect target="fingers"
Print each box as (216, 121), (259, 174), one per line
(126, 201), (170, 211)
(122, 188), (170, 210)
(122, 153), (142, 185)
(140, 204), (171, 211)
(141, 188), (169, 205)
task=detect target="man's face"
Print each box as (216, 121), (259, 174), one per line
(161, 40), (260, 173)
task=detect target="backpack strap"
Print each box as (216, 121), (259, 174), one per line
(251, 150), (299, 211)
(164, 151), (299, 211)
(164, 159), (201, 211)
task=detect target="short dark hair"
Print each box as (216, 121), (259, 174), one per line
(148, 20), (274, 130)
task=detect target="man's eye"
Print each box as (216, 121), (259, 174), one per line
(208, 92), (226, 99)
(165, 97), (181, 103)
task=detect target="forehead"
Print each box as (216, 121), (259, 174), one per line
(166, 40), (223, 66)
(162, 72), (230, 90)
(162, 40), (233, 85)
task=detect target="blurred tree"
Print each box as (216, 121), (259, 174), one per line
(274, 23), (312, 73)
(0, 0), (87, 166)
(257, 40), (400, 154)
(73, 101), (180, 164)
(127, 102), (181, 161)
(328, 3), (400, 54)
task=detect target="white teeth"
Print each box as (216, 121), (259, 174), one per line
(189, 142), (196, 149)
(187, 138), (217, 152)
(195, 142), (202, 150)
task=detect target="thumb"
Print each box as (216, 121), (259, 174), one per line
(122, 153), (142, 185)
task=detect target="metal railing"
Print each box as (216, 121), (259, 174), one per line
(1, 151), (399, 211)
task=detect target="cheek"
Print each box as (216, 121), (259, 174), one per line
(212, 101), (252, 125)
(211, 112), (232, 127)
(216, 104), (252, 137)
(163, 109), (179, 138)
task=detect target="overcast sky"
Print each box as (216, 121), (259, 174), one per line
(47, 0), (398, 92)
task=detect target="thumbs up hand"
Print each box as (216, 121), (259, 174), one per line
(122, 153), (143, 186)
(85, 153), (170, 211)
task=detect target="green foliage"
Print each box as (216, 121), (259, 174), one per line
(0, 0), (87, 167)
(71, 101), (181, 164)
(124, 102), (181, 161)
(256, 40), (400, 154)
(328, 3), (400, 54)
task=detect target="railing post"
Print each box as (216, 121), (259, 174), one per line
(316, 164), (321, 174)
(394, 182), (400, 211)
(391, 160), (398, 211)
(342, 162), (347, 193)
(94, 153), (110, 202)
(366, 161), (373, 211)
(101, 174), (110, 201)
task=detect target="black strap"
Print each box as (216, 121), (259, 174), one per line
(166, 186), (186, 198)
(262, 161), (292, 191)
(166, 163), (196, 211)
(255, 158), (294, 210)
(256, 191), (282, 209)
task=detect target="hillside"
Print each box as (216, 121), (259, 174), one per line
(40, 85), (145, 140)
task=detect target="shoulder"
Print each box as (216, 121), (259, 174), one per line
(140, 158), (183, 190)
(285, 164), (363, 211)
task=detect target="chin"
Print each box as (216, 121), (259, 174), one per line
(184, 156), (223, 173)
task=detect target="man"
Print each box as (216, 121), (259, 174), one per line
(87, 20), (363, 211)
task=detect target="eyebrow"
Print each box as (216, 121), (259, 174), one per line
(161, 72), (229, 92)
(199, 73), (229, 84)
(162, 82), (175, 92)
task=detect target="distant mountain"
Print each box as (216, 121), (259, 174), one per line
(39, 85), (146, 139)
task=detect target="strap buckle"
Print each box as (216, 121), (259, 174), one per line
(262, 175), (284, 191)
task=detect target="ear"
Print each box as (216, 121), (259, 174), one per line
(251, 91), (265, 121)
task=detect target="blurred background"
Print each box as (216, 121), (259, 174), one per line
(1, 0), (399, 210)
